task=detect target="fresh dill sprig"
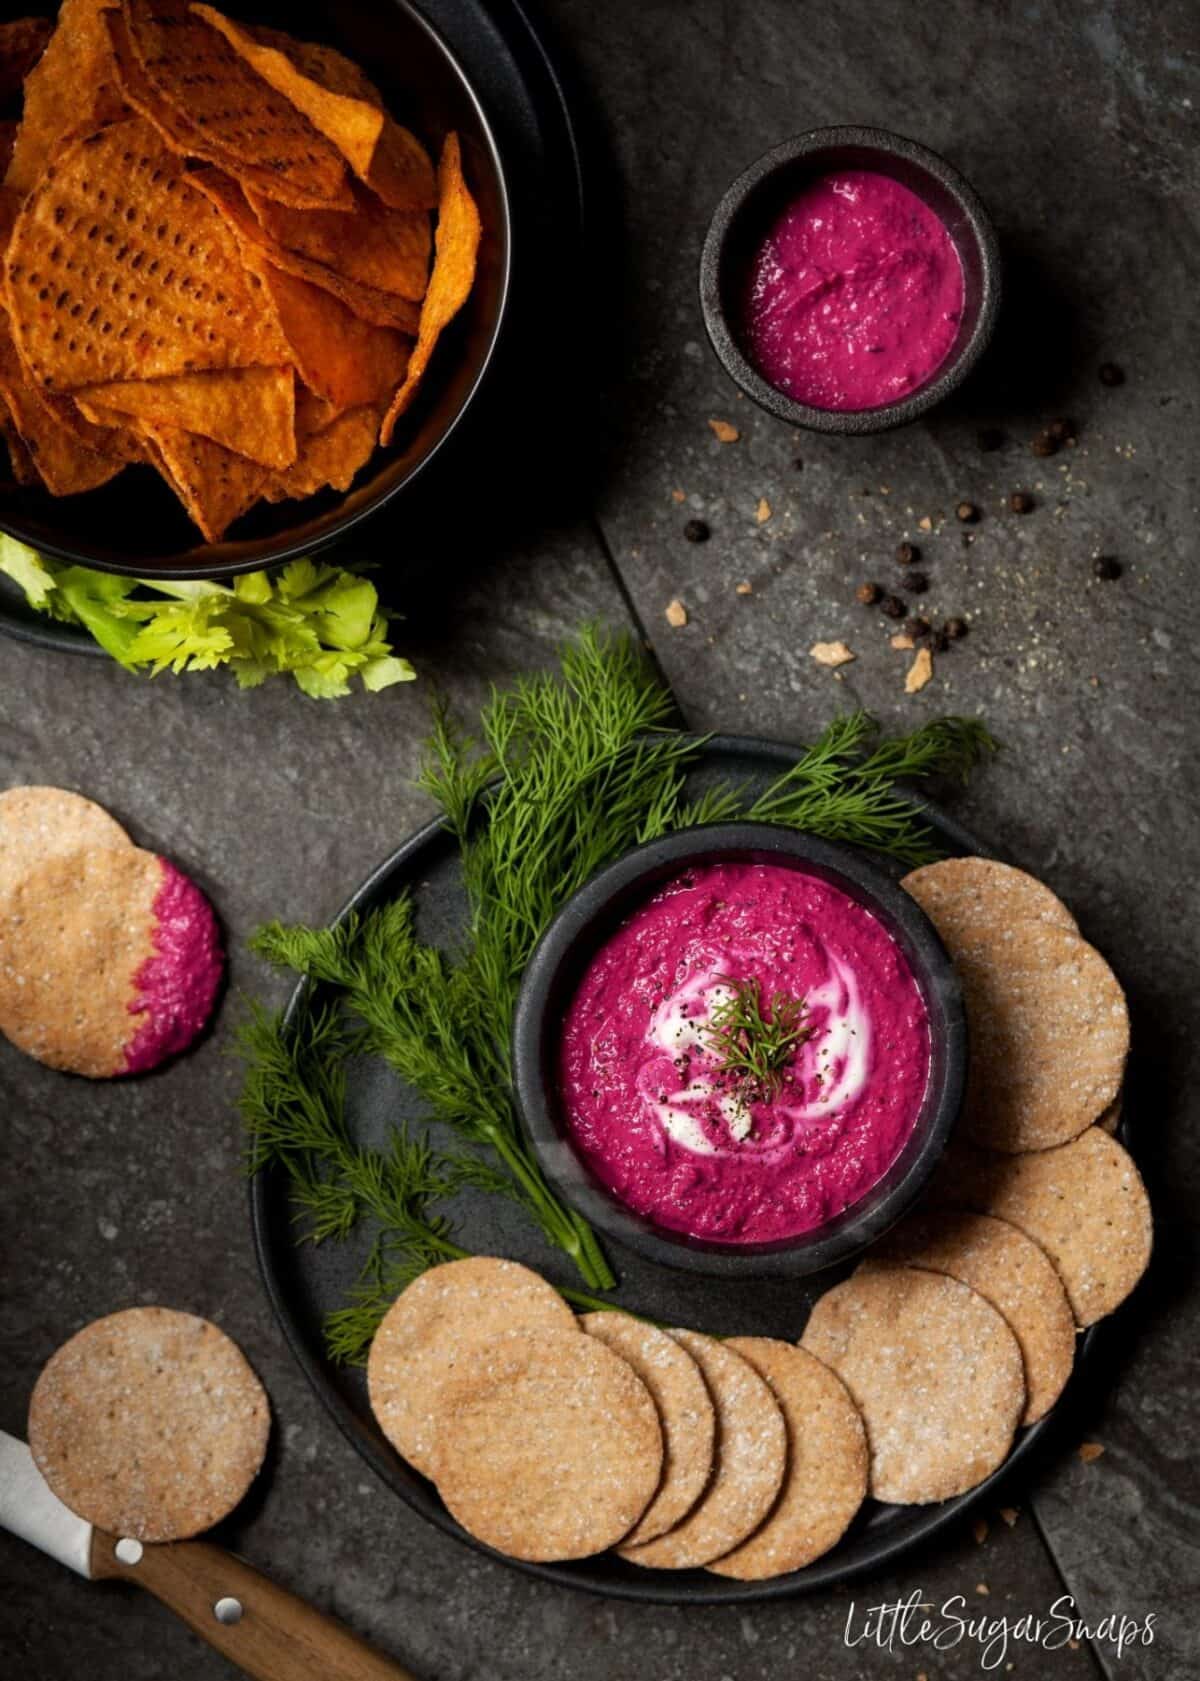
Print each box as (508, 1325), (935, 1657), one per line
(241, 626), (998, 1360)
(705, 978), (811, 1099)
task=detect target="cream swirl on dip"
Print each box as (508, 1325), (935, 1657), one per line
(559, 861), (930, 1244)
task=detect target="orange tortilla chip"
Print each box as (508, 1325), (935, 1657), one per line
(0, 18), (52, 105)
(380, 133), (480, 446)
(190, 166), (419, 333)
(123, 0), (351, 211)
(5, 0), (126, 197)
(5, 119), (291, 391)
(191, 9), (436, 212)
(0, 316), (123, 495)
(246, 185), (430, 304)
(0, 406), (38, 484)
(263, 402), (379, 501)
(87, 402), (267, 541)
(249, 260), (410, 409)
(79, 367), (297, 470)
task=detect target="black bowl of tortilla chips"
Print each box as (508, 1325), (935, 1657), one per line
(0, 0), (509, 577)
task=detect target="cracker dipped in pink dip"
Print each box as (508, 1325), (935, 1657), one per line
(559, 861), (931, 1245)
(741, 169), (964, 411)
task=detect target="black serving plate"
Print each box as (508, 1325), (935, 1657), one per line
(0, 0), (585, 635)
(252, 734), (1127, 1605)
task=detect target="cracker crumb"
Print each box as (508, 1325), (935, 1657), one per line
(891, 632), (915, 650)
(905, 647), (934, 693)
(999, 1506), (1020, 1526)
(1078, 1441), (1105, 1463)
(976, 1582), (990, 1595)
(918, 515), (933, 532)
(973, 1517), (989, 1544)
(708, 418), (739, 443)
(671, 487), (685, 502)
(810, 640), (855, 668)
(735, 581), (753, 596)
(665, 599), (688, 628)
(755, 497), (771, 523)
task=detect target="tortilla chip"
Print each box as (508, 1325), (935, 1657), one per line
(79, 367), (297, 469)
(295, 385), (346, 436)
(191, 9), (436, 212)
(248, 260), (410, 410)
(0, 315), (123, 494)
(122, 0), (350, 211)
(0, 122), (16, 179)
(245, 184), (430, 304)
(5, 119), (291, 391)
(0, 18), (52, 106)
(0, 406), (38, 484)
(190, 165), (419, 333)
(263, 402), (378, 501)
(5, 0), (127, 197)
(86, 401), (267, 540)
(380, 133), (480, 445)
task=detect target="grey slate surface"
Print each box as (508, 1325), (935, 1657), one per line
(1, 0), (1197, 1676)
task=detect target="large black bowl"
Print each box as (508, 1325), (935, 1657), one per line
(0, 0), (511, 578)
(512, 823), (966, 1279)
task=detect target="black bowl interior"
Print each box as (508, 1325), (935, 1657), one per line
(0, 0), (510, 577)
(701, 128), (1000, 433)
(514, 825), (966, 1280)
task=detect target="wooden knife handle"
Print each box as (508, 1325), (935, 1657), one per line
(91, 1530), (416, 1681)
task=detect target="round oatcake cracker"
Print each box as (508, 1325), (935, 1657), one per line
(927, 1128), (1152, 1327)
(28, 1307), (269, 1542)
(582, 1312), (715, 1545)
(0, 844), (221, 1077)
(429, 1327), (662, 1561)
(367, 1256), (577, 1476)
(902, 856), (1077, 946)
(953, 921), (1128, 1152)
(619, 1329), (786, 1570)
(0, 785), (130, 904)
(707, 1339), (868, 1581)
(800, 1267), (1025, 1505)
(860, 1210), (1076, 1424)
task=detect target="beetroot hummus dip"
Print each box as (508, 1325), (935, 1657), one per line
(558, 861), (930, 1245)
(741, 169), (964, 411)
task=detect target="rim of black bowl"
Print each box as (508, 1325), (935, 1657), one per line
(699, 125), (1001, 436)
(512, 822), (966, 1280)
(0, 0), (512, 581)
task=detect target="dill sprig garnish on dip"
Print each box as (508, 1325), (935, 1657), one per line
(242, 626), (996, 1361)
(705, 978), (811, 1102)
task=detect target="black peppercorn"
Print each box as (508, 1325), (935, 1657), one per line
(907, 615), (931, 639)
(1031, 430), (1058, 458)
(956, 501), (980, 523)
(944, 617), (968, 640)
(931, 628), (951, 652)
(895, 541), (920, 565)
(1047, 417), (1076, 444)
(881, 594), (906, 619)
(1098, 362), (1125, 387)
(683, 518), (710, 543)
(901, 571), (929, 594)
(977, 427), (1005, 452)
(1009, 491), (1034, 514)
(855, 581), (882, 605)
(1093, 556), (1122, 581)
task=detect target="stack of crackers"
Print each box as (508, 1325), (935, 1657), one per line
(366, 859), (1151, 1578)
(0, 0), (482, 540)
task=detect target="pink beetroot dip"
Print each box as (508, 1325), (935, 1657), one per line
(558, 861), (930, 1245)
(741, 169), (964, 411)
(123, 857), (223, 1074)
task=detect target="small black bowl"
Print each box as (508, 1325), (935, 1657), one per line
(0, 0), (511, 579)
(512, 823), (966, 1280)
(699, 126), (1001, 435)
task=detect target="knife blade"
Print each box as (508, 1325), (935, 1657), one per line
(0, 1428), (92, 1576)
